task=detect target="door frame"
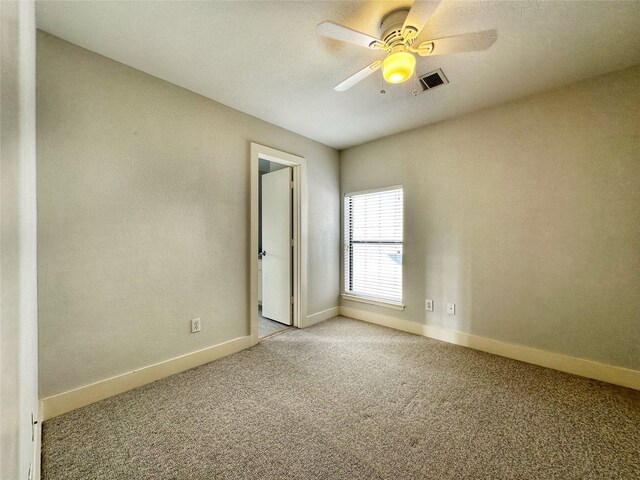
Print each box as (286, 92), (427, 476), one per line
(250, 142), (307, 343)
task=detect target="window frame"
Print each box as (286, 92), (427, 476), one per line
(342, 185), (405, 310)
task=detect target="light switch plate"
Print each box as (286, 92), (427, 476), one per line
(446, 303), (455, 315)
(425, 299), (434, 311)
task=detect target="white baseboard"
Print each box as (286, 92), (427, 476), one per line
(340, 306), (424, 335)
(303, 306), (340, 328)
(340, 306), (640, 391)
(41, 335), (254, 420)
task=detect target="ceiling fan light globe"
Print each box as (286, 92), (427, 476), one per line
(382, 52), (415, 84)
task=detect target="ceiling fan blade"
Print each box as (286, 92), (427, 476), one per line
(334, 61), (383, 92)
(414, 30), (498, 56)
(402, 0), (443, 41)
(317, 21), (383, 49)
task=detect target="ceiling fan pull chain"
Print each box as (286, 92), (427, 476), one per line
(380, 73), (386, 95)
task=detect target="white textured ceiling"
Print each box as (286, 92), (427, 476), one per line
(36, 1), (640, 149)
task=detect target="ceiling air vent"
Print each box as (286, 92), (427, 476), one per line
(418, 69), (448, 91)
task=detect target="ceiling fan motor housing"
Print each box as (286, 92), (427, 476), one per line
(379, 9), (413, 50)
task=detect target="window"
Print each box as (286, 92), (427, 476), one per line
(344, 186), (403, 306)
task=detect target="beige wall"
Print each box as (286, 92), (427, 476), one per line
(37, 31), (340, 398)
(1, 1), (39, 478)
(341, 65), (640, 370)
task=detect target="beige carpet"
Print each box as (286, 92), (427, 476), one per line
(42, 317), (640, 479)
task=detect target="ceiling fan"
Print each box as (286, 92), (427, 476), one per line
(317, 0), (497, 92)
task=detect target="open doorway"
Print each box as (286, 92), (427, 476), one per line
(250, 143), (307, 343)
(259, 159), (292, 337)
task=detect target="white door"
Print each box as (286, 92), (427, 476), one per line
(261, 167), (292, 325)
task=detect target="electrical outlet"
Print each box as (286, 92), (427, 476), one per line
(446, 303), (455, 315)
(191, 318), (201, 333)
(425, 299), (433, 311)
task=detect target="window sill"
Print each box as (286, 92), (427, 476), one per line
(341, 294), (405, 311)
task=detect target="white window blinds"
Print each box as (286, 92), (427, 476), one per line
(344, 186), (403, 304)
